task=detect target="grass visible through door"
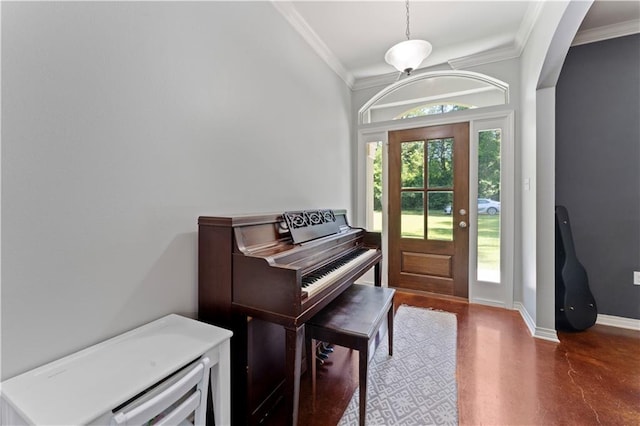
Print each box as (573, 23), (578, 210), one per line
(373, 210), (499, 272)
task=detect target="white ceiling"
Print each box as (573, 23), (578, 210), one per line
(273, 0), (640, 87)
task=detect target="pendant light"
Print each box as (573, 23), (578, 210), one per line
(384, 0), (432, 75)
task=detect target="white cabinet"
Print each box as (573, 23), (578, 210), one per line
(1, 314), (232, 426)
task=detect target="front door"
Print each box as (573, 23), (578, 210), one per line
(388, 123), (469, 297)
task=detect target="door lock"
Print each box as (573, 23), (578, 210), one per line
(459, 221), (467, 228)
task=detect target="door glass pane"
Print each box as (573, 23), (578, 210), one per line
(427, 192), (453, 241)
(477, 129), (501, 282)
(401, 141), (424, 188)
(427, 138), (453, 188)
(401, 191), (424, 238)
(367, 141), (383, 232)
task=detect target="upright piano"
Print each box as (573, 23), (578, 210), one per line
(198, 209), (381, 425)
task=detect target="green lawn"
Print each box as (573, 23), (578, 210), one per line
(477, 214), (500, 277)
(373, 211), (500, 275)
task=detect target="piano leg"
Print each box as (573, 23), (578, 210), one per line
(284, 324), (304, 426)
(374, 261), (382, 287)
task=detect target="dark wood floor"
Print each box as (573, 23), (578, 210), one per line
(268, 289), (640, 425)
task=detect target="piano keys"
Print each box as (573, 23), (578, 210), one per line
(301, 247), (378, 299)
(198, 209), (381, 425)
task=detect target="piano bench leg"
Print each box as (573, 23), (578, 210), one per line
(311, 338), (318, 412)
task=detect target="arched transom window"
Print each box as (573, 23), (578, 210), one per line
(360, 71), (509, 124)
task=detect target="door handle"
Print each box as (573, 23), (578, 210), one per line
(459, 221), (467, 228)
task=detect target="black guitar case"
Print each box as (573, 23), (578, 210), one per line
(555, 205), (598, 331)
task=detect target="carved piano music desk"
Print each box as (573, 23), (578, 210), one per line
(198, 209), (381, 426)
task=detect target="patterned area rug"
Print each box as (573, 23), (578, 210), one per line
(338, 305), (458, 426)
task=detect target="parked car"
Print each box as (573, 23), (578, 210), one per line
(477, 198), (500, 215)
(443, 198), (501, 215)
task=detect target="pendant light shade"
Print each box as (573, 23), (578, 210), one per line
(385, 0), (432, 75)
(385, 39), (432, 74)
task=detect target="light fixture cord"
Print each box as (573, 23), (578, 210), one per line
(405, 0), (411, 40)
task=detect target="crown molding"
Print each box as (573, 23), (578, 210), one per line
(352, 63), (456, 91)
(352, 72), (401, 91)
(515, 0), (545, 53)
(273, 0), (638, 90)
(572, 19), (640, 46)
(448, 43), (522, 70)
(270, 1), (355, 88)
(448, 1), (542, 70)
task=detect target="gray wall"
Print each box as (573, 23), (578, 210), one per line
(1, 2), (353, 379)
(556, 34), (640, 319)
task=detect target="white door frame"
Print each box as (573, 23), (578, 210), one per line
(469, 115), (515, 309)
(357, 107), (514, 308)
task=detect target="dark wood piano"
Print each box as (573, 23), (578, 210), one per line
(198, 209), (381, 426)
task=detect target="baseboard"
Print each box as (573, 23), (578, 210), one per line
(534, 326), (560, 342)
(514, 306), (639, 337)
(470, 297), (506, 309)
(514, 302), (560, 343)
(514, 302), (536, 336)
(597, 314), (640, 331)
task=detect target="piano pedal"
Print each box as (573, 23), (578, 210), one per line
(316, 351), (329, 360)
(318, 348), (332, 356)
(316, 342), (332, 358)
(320, 342), (334, 353)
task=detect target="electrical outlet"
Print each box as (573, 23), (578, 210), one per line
(634, 271), (640, 285)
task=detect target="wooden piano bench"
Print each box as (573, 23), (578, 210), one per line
(305, 284), (395, 426)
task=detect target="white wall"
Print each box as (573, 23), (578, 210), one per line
(518, 0), (592, 338)
(1, 2), (353, 379)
